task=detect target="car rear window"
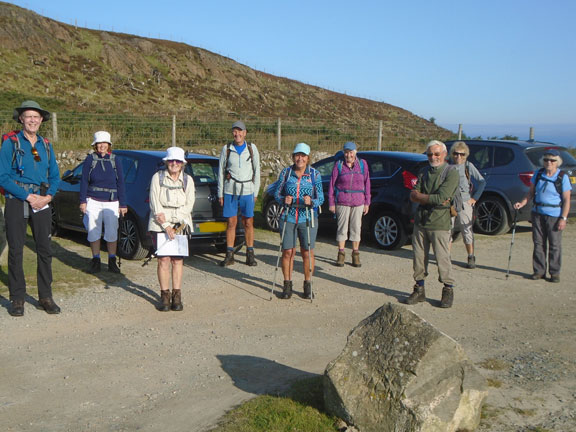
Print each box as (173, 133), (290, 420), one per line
(186, 161), (218, 184)
(525, 148), (576, 167)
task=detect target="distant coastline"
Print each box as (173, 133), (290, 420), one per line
(439, 123), (576, 148)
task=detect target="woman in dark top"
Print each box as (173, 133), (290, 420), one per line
(79, 131), (127, 273)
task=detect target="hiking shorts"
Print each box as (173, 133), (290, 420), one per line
(84, 198), (120, 242)
(280, 219), (318, 250)
(223, 193), (255, 218)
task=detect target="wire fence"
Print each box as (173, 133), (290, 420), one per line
(1, 112), (452, 154)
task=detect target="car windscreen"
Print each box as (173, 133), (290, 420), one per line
(525, 148), (576, 168)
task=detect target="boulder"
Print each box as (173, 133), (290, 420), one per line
(324, 303), (487, 432)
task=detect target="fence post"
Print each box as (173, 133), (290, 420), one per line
(52, 112), (58, 143)
(277, 117), (282, 151)
(377, 120), (383, 151)
(529, 127), (534, 140)
(172, 115), (176, 146)
(458, 124), (463, 140)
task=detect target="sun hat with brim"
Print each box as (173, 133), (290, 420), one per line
(292, 142), (310, 155)
(163, 146), (187, 163)
(13, 100), (51, 123)
(91, 131), (112, 147)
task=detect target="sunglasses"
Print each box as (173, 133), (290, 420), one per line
(453, 152), (466, 157)
(167, 159), (184, 164)
(543, 158), (558, 163)
(426, 152), (443, 157)
(31, 147), (41, 162)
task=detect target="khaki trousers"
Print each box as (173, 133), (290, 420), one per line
(412, 224), (455, 285)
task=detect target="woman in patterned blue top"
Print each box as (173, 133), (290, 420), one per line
(274, 143), (324, 299)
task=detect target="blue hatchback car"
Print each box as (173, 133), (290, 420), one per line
(52, 150), (244, 259)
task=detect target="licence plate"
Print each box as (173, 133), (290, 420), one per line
(196, 222), (227, 233)
(570, 176), (576, 184)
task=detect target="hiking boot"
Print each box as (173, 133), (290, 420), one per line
(9, 299), (25, 317)
(246, 249), (257, 266)
(530, 273), (545, 280)
(281, 280), (293, 300)
(440, 286), (454, 308)
(219, 251), (235, 267)
(171, 290), (183, 311)
(336, 250), (345, 267)
(38, 297), (61, 314)
(352, 251), (361, 268)
(550, 275), (560, 283)
(108, 256), (121, 274)
(303, 280), (312, 300)
(405, 284), (426, 305)
(88, 257), (101, 273)
(466, 255), (476, 269)
(158, 290), (171, 312)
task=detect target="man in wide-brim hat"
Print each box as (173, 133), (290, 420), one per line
(0, 100), (61, 317)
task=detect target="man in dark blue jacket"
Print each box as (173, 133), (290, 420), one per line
(0, 101), (61, 316)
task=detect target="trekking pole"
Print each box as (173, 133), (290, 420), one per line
(506, 209), (519, 279)
(117, 213), (123, 271)
(305, 206), (314, 302)
(270, 205), (288, 300)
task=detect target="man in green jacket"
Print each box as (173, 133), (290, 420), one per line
(406, 140), (459, 308)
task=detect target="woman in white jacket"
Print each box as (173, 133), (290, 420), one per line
(148, 147), (195, 311)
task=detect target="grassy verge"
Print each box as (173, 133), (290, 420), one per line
(211, 377), (339, 432)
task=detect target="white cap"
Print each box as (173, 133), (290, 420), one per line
(163, 146), (187, 162)
(91, 131), (112, 147)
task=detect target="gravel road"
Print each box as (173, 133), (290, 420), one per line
(1, 223), (574, 431)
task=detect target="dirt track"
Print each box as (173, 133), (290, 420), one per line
(1, 223), (575, 431)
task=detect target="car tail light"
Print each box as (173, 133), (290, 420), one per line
(402, 170), (418, 190)
(518, 171), (534, 187)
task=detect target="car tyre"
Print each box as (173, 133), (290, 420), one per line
(264, 200), (282, 232)
(475, 196), (510, 235)
(118, 214), (149, 260)
(371, 211), (407, 250)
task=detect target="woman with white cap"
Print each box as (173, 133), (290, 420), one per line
(148, 146), (195, 311)
(79, 131), (127, 274)
(273, 143), (324, 299)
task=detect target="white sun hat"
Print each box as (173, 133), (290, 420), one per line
(163, 146), (187, 162)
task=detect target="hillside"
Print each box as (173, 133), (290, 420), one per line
(0, 2), (451, 142)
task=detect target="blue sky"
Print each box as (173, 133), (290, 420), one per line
(9, 0), (576, 146)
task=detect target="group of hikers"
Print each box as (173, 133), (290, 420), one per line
(0, 100), (571, 316)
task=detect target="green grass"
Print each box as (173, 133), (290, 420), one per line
(211, 377), (340, 432)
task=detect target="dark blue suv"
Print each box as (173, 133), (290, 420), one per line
(445, 140), (576, 235)
(53, 150), (244, 259)
(261, 151), (429, 250)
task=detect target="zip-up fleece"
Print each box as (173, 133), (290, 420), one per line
(217, 142), (261, 197)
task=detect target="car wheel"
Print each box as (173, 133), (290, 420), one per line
(475, 196), (510, 235)
(118, 215), (149, 260)
(264, 200), (282, 232)
(371, 211), (407, 250)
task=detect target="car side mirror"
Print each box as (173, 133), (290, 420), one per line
(62, 170), (74, 181)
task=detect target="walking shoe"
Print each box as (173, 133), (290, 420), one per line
(219, 251), (235, 267)
(550, 275), (560, 283)
(440, 286), (454, 308)
(158, 290), (171, 312)
(108, 256), (121, 274)
(530, 273), (545, 280)
(336, 250), (345, 267)
(246, 249), (257, 266)
(405, 284), (426, 305)
(281, 280), (293, 300)
(171, 290), (183, 311)
(352, 251), (361, 268)
(303, 280), (312, 300)
(466, 255), (476, 269)
(38, 298), (61, 314)
(88, 257), (101, 273)
(9, 299), (25, 317)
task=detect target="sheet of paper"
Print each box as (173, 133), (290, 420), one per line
(156, 233), (189, 257)
(32, 204), (50, 213)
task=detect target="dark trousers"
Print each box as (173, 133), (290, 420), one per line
(5, 198), (53, 301)
(532, 212), (562, 277)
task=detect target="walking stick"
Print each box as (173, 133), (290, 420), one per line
(270, 205), (288, 300)
(117, 213), (123, 270)
(305, 206), (314, 302)
(506, 209), (519, 279)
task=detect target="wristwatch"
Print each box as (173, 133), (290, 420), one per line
(560, 216), (568, 221)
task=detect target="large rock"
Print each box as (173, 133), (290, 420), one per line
(324, 303), (487, 432)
